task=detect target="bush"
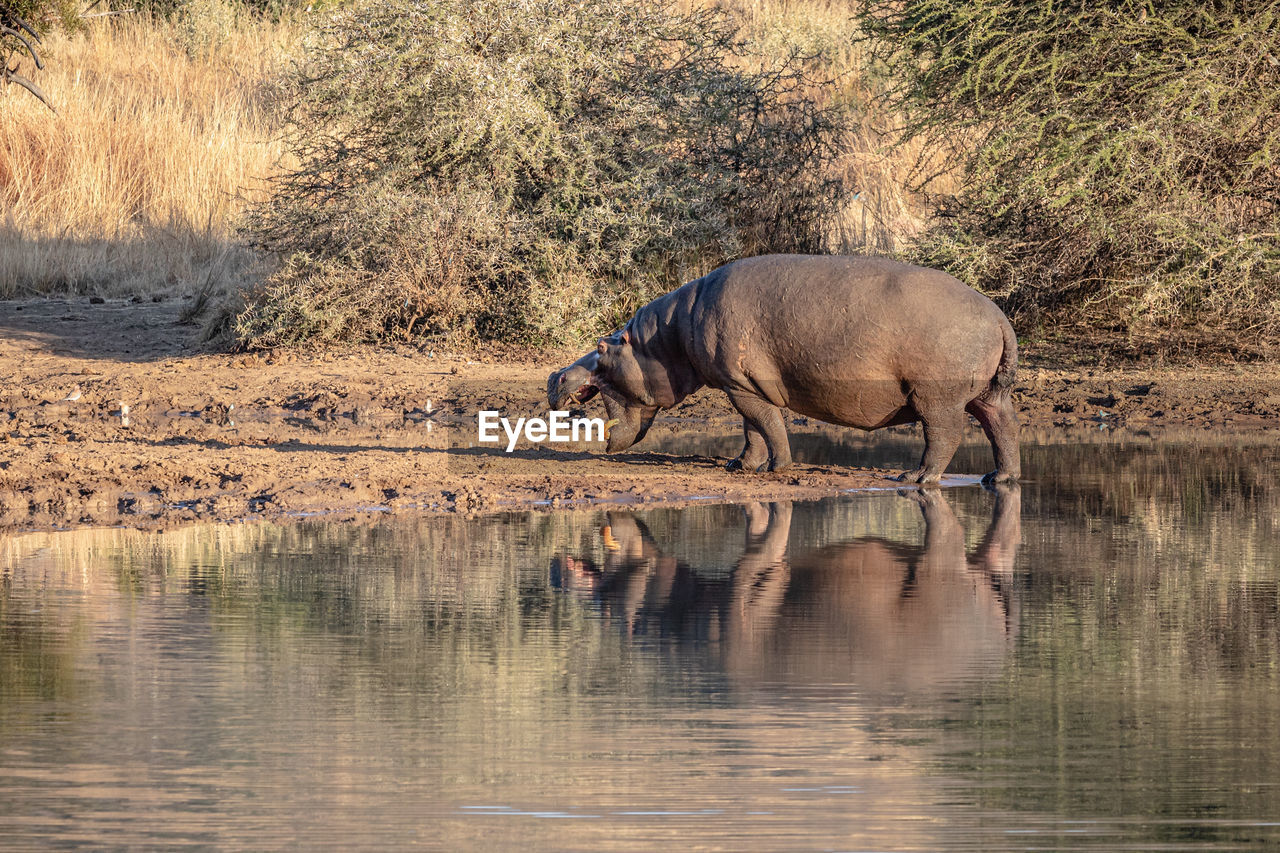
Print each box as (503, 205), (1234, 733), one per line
(172, 0), (238, 58)
(130, 0), (310, 22)
(859, 0), (1280, 337)
(235, 0), (850, 348)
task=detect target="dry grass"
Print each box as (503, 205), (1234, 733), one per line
(722, 0), (942, 254)
(0, 8), (297, 298)
(0, 0), (930, 310)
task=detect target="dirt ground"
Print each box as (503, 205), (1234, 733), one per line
(2, 297), (1278, 531)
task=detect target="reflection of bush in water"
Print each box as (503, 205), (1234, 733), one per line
(956, 523), (1280, 836)
(655, 428), (1280, 526)
(6, 472), (1279, 837)
(6, 468), (1278, 696)
(4, 490), (1279, 837)
(987, 440), (1280, 833)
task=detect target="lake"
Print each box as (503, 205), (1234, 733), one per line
(3, 433), (1279, 850)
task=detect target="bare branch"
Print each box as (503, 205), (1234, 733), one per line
(8, 12), (40, 43)
(2, 70), (56, 112)
(1, 25), (46, 69)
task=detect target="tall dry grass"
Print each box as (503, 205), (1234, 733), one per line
(0, 8), (296, 298)
(0, 0), (930, 314)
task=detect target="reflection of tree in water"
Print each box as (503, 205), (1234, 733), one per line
(555, 488), (1023, 695)
(4, 470), (1280, 849)
(0, 582), (82, 706)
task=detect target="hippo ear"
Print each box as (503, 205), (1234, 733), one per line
(596, 338), (608, 355)
(621, 327), (631, 345)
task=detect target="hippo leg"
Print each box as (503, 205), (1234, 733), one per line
(896, 398), (965, 485)
(725, 418), (769, 472)
(966, 391), (1021, 484)
(906, 488), (966, 570)
(726, 391), (792, 473)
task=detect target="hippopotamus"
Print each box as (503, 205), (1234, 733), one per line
(548, 254), (1020, 484)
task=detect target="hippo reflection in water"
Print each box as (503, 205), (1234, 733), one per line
(553, 487), (1021, 694)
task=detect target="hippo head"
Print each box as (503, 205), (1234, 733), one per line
(594, 327), (652, 406)
(547, 352), (600, 411)
(547, 330), (659, 452)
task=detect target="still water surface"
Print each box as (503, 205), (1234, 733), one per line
(2, 435), (1279, 850)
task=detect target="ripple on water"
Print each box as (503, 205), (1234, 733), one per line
(2, 436), (1279, 850)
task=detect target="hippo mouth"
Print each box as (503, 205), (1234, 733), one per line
(547, 357), (654, 450)
(551, 382), (599, 411)
(569, 383), (599, 404)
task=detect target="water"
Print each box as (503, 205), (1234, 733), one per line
(3, 435), (1279, 851)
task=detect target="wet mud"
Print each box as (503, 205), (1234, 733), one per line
(2, 298), (1277, 531)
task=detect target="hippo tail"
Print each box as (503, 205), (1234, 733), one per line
(992, 317), (1018, 391)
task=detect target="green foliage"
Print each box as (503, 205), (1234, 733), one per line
(860, 0), (1280, 336)
(168, 0), (235, 57)
(235, 0), (849, 348)
(1, 0), (79, 33)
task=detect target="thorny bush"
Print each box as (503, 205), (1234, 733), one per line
(860, 0), (1280, 339)
(234, 0), (851, 348)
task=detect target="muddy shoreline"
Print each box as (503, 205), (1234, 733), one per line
(2, 298), (1277, 531)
